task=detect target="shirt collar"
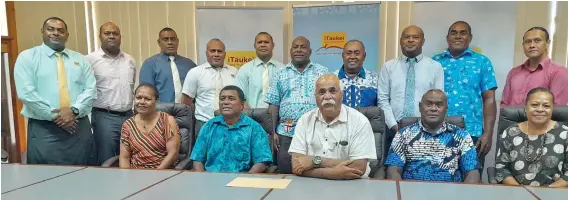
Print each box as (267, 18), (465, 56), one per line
(212, 113), (250, 128)
(338, 66), (366, 79)
(521, 57), (551, 72)
(160, 52), (179, 61)
(41, 43), (69, 58)
(254, 57), (277, 67)
(315, 105), (348, 125)
(418, 120), (454, 135)
(204, 62), (229, 69)
(401, 54), (424, 63)
(286, 62), (314, 73)
(97, 47), (123, 58)
(441, 47), (473, 58)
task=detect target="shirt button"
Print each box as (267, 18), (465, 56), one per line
(323, 152), (326, 154)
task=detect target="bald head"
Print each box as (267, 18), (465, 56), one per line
(99, 22), (121, 53)
(290, 36), (312, 67)
(315, 74), (343, 117)
(421, 89), (446, 102)
(206, 38), (226, 67)
(400, 25), (425, 58)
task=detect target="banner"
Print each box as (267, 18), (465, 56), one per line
(196, 7), (285, 69)
(412, 1), (518, 100)
(293, 3), (381, 72)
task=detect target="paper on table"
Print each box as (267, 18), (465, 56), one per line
(226, 177), (292, 189)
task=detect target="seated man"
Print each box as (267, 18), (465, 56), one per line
(288, 74), (377, 180)
(190, 85), (272, 173)
(385, 89), (481, 183)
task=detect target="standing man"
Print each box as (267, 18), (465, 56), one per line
(334, 40), (379, 108)
(265, 36), (329, 174)
(501, 27), (568, 106)
(86, 22), (136, 165)
(14, 17), (96, 165)
(236, 32), (285, 108)
(432, 21), (498, 168)
(182, 39), (238, 136)
(378, 25), (444, 153)
(140, 27), (197, 103)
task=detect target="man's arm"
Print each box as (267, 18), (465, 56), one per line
(500, 71), (514, 107)
(72, 58), (97, 117)
(139, 58), (155, 85)
(268, 104), (280, 151)
(290, 153), (365, 180)
(13, 51), (57, 120)
(157, 116), (181, 169)
(463, 170), (480, 183)
(249, 123), (273, 173)
(181, 68), (198, 110)
(248, 163), (268, 173)
(480, 89), (497, 154)
(189, 121), (210, 172)
(386, 166), (403, 180)
(181, 94), (195, 112)
(550, 68), (568, 105)
(376, 64), (397, 130)
(193, 161), (205, 172)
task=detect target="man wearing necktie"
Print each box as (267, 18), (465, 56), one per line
(14, 17), (96, 165)
(236, 32), (284, 109)
(377, 25), (445, 156)
(182, 39), (238, 136)
(140, 27), (197, 103)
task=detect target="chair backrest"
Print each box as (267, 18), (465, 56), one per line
(156, 103), (195, 156)
(498, 105), (568, 139)
(354, 107), (386, 167)
(214, 108), (274, 138)
(399, 116), (466, 129)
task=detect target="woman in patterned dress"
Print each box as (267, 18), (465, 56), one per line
(119, 83), (181, 169)
(495, 87), (567, 187)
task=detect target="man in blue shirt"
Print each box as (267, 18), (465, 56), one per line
(432, 21), (497, 169)
(190, 86), (272, 173)
(14, 17), (96, 165)
(139, 27), (197, 103)
(385, 89), (481, 183)
(265, 36), (329, 174)
(334, 40), (379, 108)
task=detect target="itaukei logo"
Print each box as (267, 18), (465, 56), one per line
(225, 51), (257, 69)
(316, 32), (347, 53)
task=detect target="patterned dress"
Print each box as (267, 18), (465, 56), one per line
(495, 123), (568, 186)
(120, 112), (178, 168)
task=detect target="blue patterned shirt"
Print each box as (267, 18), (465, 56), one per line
(433, 48), (498, 137)
(190, 114), (273, 173)
(385, 121), (480, 182)
(265, 62), (329, 137)
(334, 66), (379, 108)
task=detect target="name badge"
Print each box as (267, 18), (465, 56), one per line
(74, 61), (80, 66)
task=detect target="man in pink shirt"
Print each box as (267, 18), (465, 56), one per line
(501, 27), (568, 106)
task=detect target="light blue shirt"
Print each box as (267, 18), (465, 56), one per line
(265, 62), (329, 137)
(377, 54), (445, 129)
(190, 114), (273, 173)
(235, 57), (284, 108)
(14, 43), (96, 120)
(433, 48), (498, 137)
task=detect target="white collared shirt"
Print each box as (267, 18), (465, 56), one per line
(85, 48), (136, 111)
(182, 62), (238, 122)
(288, 105), (377, 178)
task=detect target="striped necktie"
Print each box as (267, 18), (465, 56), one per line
(262, 63), (269, 95)
(55, 52), (71, 108)
(403, 58), (417, 118)
(213, 67), (224, 111)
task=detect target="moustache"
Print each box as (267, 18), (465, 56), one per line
(322, 99), (336, 106)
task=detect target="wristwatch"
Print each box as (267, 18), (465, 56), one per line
(312, 156), (322, 168)
(71, 107), (79, 116)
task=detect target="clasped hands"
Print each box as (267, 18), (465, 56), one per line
(293, 156), (364, 180)
(52, 107), (78, 134)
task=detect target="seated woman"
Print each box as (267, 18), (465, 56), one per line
(119, 83), (181, 169)
(495, 88), (568, 187)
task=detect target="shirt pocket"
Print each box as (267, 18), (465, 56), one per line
(68, 64), (85, 86)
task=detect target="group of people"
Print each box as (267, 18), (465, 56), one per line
(13, 16), (567, 187)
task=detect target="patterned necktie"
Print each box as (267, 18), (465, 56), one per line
(55, 52), (71, 108)
(262, 63), (269, 95)
(213, 67), (224, 111)
(169, 56), (182, 103)
(403, 58), (417, 118)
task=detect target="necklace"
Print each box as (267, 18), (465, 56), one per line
(522, 122), (552, 163)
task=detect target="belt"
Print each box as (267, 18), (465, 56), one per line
(93, 107), (133, 116)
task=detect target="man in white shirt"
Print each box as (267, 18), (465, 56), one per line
(86, 22), (136, 165)
(377, 25), (444, 154)
(288, 74), (377, 179)
(182, 39), (238, 135)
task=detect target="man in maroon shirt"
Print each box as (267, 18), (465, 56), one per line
(501, 27), (568, 106)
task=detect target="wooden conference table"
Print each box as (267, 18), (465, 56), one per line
(1, 164), (566, 200)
